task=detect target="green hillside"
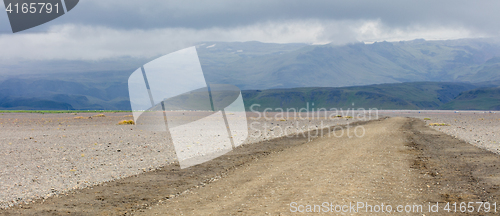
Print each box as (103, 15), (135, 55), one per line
(241, 82), (479, 111)
(0, 80), (497, 111)
(441, 87), (500, 110)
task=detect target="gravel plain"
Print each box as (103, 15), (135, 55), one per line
(0, 112), (175, 209)
(4, 116), (500, 215)
(5, 109), (495, 210)
(382, 110), (500, 153)
(0, 111), (373, 209)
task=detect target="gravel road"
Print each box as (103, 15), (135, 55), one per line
(138, 117), (500, 215)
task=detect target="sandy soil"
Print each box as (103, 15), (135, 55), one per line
(2, 117), (500, 215)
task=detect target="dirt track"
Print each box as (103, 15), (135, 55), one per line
(141, 117), (500, 215)
(3, 117), (500, 215)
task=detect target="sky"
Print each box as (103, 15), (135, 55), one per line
(0, 0), (499, 69)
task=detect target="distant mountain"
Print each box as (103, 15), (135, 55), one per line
(198, 39), (500, 89)
(0, 96), (73, 110)
(0, 71), (132, 110)
(1, 39), (500, 110)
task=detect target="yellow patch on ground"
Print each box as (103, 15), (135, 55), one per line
(118, 120), (135, 125)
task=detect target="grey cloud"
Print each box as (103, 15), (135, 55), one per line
(0, 0), (496, 63)
(1, 0), (499, 36)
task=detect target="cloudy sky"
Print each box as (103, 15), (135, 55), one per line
(0, 0), (499, 68)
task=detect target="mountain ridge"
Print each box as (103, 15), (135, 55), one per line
(1, 39), (500, 110)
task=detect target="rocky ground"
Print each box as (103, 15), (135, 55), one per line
(382, 110), (500, 154)
(0, 112), (175, 208)
(0, 111), (371, 209)
(3, 117), (500, 215)
(2, 110), (497, 214)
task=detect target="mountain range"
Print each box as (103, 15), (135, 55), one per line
(0, 39), (499, 110)
(198, 38), (500, 89)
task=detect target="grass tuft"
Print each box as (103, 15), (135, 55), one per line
(93, 114), (106, 117)
(424, 118), (431, 120)
(74, 116), (88, 119)
(118, 120), (135, 125)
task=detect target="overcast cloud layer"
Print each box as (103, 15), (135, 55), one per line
(0, 0), (498, 61)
